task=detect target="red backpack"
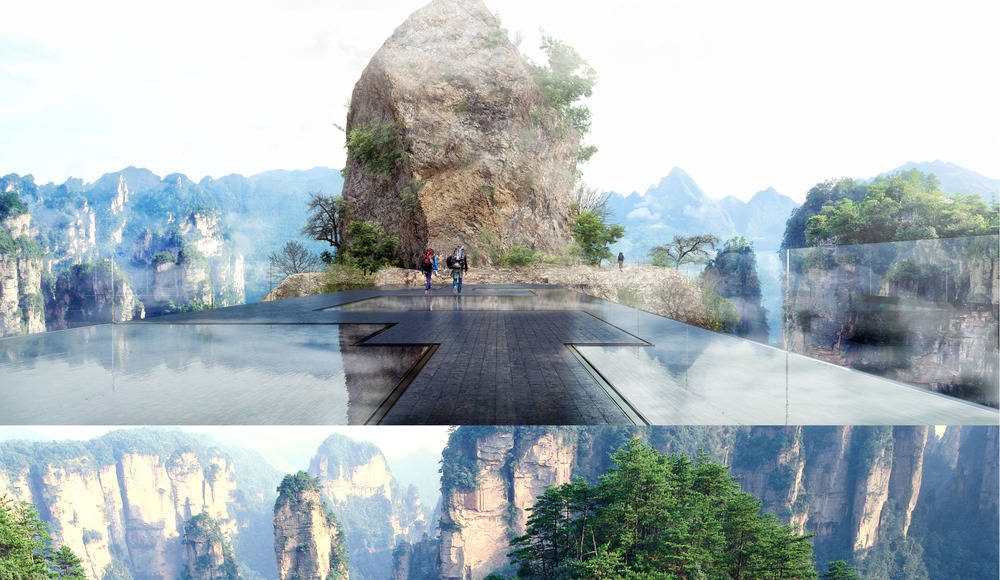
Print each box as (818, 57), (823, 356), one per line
(422, 249), (434, 267)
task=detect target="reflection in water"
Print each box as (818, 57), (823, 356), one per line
(785, 235), (999, 407)
(0, 324), (427, 424)
(576, 339), (998, 424)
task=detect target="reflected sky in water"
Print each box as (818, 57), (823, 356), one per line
(0, 324), (426, 424)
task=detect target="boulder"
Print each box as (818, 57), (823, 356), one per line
(342, 0), (579, 265)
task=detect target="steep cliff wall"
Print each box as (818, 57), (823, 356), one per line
(438, 429), (577, 580)
(183, 513), (239, 580)
(0, 169), (249, 333)
(342, 0), (579, 265)
(0, 431), (276, 580)
(785, 236), (999, 406)
(434, 426), (993, 579)
(309, 434), (428, 580)
(45, 261), (145, 330)
(273, 472), (349, 580)
(1, 211), (45, 336)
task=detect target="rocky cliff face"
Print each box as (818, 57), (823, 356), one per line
(0, 169), (250, 334)
(342, 0), (579, 265)
(309, 435), (429, 580)
(439, 429), (577, 579)
(274, 473), (349, 580)
(0, 431), (278, 580)
(434, 426), (997, 579)
(785, 236), (999, 406)
(0, 212), (45, 336)
(392, 535), (440, 580)
(183, 513), (239, 580)
(45, 261), (145, 330)
(0, 452), (236, 579)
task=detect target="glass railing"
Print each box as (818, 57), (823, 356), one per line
(0, 253), (279, 337)
(783, 235), (999, 407)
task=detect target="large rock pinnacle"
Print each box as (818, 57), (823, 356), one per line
(342, 0), (579, 265)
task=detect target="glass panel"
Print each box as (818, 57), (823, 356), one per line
(0, 324), (427, 424)
(784, 235), (999, 407)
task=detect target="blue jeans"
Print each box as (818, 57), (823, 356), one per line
(424, 271), (432, 290)
(452, 270), (463, 293)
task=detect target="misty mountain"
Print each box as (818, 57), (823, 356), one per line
(607, 167), (799, 261)
(22, 166), (344, 303)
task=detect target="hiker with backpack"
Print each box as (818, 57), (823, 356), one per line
(446, 246), (469, 294)
(420, 248), (438, 294)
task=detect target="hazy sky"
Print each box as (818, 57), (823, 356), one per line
(2, 0), (997, 201)
(0, 426), (450, 475)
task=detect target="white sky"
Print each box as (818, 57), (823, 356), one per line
(0, 426), (450, 475)
(1, 0), (998, 201)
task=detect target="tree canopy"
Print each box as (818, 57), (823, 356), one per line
(650, 234), (719, 268)
(783, 169), (998, 249)
(571, 208), (624, 265)
(268, 241), (320, 278)
(0, 496), (86, 579)
(510, 439), (817, 579)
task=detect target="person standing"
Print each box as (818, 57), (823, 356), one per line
(447, 246), (469, 294)
(617, 251), (625, 270)
(420, 248), (438, 294)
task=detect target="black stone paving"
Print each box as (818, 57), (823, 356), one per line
(142, 286), (644, 424)
(365, 311), (640, 424)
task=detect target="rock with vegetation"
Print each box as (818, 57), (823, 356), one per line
(700, 236), (769, 341)
(307, 435), (428, 580)
(432, 426), (998, 579)
(0, 429), (279, 580)
(273, 471), (349, 580)
(341, 0), (581, 266)
(44, 260), (145, 330)
(182, 513), (240, 580)
(781, 169), (999, 405)
(0, 192), (45, 336)
(391, 535), (440, 580)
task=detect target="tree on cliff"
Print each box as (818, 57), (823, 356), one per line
(782, 169), (998, 249)
(700, 237), (769, 341)
(0, 191), (29, 222)
(571, 208), (624, 265)
(302, 193), (348, 253)
(510, 439), (817, 579)
(268, 241), (320, 277)
(527, 35), (598, 167)
(650, 234), (719, 268)
(0, 495), (86, 578)
(820, 560), (860, 580)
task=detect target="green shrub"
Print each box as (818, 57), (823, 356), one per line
(346, 121), (401, 176)
(702, 291), (740, 332)
(153, 251), (176, 267)
(177, 245), (204, 265)
(344, 221), (400, 273)
(322, 263), (373, 293)
(0, 228), (16, 254)
(13, 236), (42, 259)
(571, 209), (624, 265)
(501, 245), (538, 267)
(476, 228), (504, 265)
(0, 191), (29, 221)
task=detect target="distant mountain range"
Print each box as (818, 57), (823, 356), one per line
(607, 161), (999, 262)
(607, 167), (799, 259)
